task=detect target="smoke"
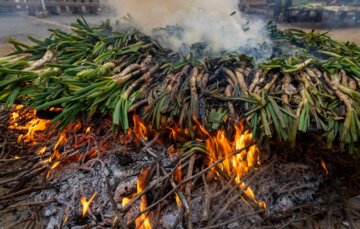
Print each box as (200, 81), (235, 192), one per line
(108, 0), (272, 60)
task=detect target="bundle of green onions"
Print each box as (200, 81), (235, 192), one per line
(1, 18), (360, 155)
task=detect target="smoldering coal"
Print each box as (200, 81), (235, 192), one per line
(108, 0), (273, 60)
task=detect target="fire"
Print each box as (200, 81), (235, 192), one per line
(320, 159), (329, 176)
(8, 106), (51, 144)
(168, 145), (176, 161)
(86, 127), (91, 135)
(53, 132), (68, 152)
(63, 215), (69, 224)
(120, 129), (133, 144)
(44, 120), (82, 179)
(133, 115), (148, 142)
(122, 197), (132, 209)
(169, 124), (185, 142)
(195, 117), (265, 208)
(174, 164), (182, 208)
(136, 167), (152, 229)
(80, 192), (97, 217)
(37, 146), (47, 155)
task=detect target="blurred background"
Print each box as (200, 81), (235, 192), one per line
(1, 0), (360, 56)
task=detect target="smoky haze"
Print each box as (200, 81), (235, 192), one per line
(108, 0), (272, 59)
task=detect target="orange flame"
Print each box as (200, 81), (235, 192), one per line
(196, 118), (265, 208)
(37, 147), (47, 155)
(80, 192), (97, 217)
(169, 124), (185, 142)
(122, 197), (132, 209)
(167, 145), (176, 161)
(174, 164), (182, 208)
(63, 215), (69, 224)
(86, 127), (91, 135)
(320, 159), (329, 176)
(136, 167), (152, 229)
(133, 115), (148, 142)
(8, 106), (51, 144)
(120, 129), (133, 145)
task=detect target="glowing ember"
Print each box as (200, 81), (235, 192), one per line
(80, 192), (97, 217)
(49, 107), (64, 112)
(136, 167), (152, 229)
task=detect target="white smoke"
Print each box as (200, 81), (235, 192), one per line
(108, 0), (272, 59)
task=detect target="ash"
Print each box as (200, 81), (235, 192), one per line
(34, 145), (164, 228)
(33, 152), (324, 228)
(255, 162), (322, 215)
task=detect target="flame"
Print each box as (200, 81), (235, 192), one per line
(50, 121), (82, 162)
(174, 164), (182, 208)
(80, 192), (97, 217)
(50, 161), (61, 170)
(133, 115), (148, 142)
(42, 120), (82, 179)
(136, 167), (152, 229)
(37, 147), (47, 155)
(169, 124), (185, 142)
(122, 197), (132, 209)
(86, 127), (91, 135)
(196, 118), (265, 208)
(320, 159), (329, 176)
(120, 129), (133, 144)
(167, 145), (176, 161)
(122, 195), (136, 224)
(63, 215), (69, 224)
(8, 106), (51, 144)
(53, 132), (68, 152)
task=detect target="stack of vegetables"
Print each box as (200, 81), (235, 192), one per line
(1, 19), (360, 155)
